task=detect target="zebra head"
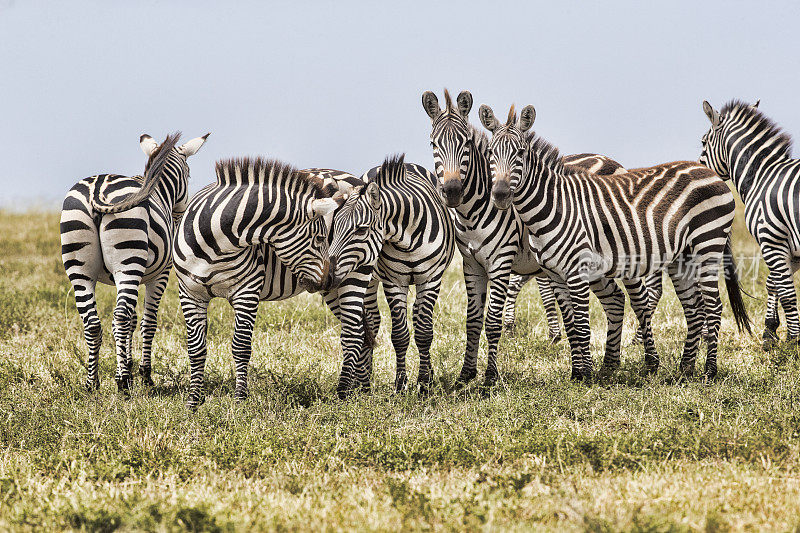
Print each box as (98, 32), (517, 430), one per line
(326, 162), (393, 289)
(138, 132), (210, 222)
(422, 89), (474, 207)
(699, 100), (730, 178)
(480, 104), (536, 211)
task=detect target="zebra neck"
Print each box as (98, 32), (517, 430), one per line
(151, 158), (185, 215)
(219, 188), (308, 251)
(726, 127), (791, 203)
(515, 161), (560, 226)
(454, 145), (493, 219)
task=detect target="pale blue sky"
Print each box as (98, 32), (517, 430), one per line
(2, 0), (800, 207)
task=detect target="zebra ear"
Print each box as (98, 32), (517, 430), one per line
(422, 91), (441, 121)
(702, 100), (721, 128)
(456, 91), (473, 118)
(365, 182), (381, 210)
(479, 104), (499, 132)
(140, 134), (158, 156)
(179, 133), (210, 157)
(518, 105), (536, 132)
(752, 99), (760, 109)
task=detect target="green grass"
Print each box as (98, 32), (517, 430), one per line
(1, 209), (800, 531)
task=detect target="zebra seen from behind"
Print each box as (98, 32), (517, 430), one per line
(480, 102), (751, 380)
(61, 132), (209, 392)
(174, 159), (354, 408)
(326, 155), (456, 395)
(701, 99), (800, 349)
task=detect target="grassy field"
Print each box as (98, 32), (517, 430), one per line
(1, 209), (800, 531)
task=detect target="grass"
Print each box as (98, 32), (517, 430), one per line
(1, 209), (799, 531)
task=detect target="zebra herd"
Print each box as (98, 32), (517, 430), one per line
(61, 91), (799, 407)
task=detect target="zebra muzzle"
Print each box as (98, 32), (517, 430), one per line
(491, 180), (512, 211)
(441, 177), (463, 208)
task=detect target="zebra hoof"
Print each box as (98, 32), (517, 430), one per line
(85, 376), (100, 392)
(417, 372), (434, 395)
(703, 366), (718, 382)
(481, 371), (499, 391)
(570, 368), (591, 382)
(116, 375), (132, 393)
(454, 367), (477, 389)
(394, 373), (408, 393)
(139, 366), (154, 387)
(762, 328), (780, 351)
(234, 391), (249, 403)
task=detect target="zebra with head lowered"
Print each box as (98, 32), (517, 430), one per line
(173, 159), (371, 408)
(61, 132), (209, 392)
(422, 89), (652, 387)
(480, 102), (751, 380)
(325, 155), (456, 395)
(700, 100), (800, 350)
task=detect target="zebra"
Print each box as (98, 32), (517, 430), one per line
(422, 90), (657, 387)
(700, 99), (800, 349)
(503, 153), (635, 338)
(61, 132), (209, 392)
(479, 103), (751, 380)
(325, 155), (456, 395)
(173, 159), (368, 408)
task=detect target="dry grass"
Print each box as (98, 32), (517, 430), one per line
(1, 209), (799, 531)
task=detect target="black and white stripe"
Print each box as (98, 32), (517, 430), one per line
(326, 155), (456, 396)
(701, 99), (800, 349)
(173, 159), (356, 408)
(480, 103), (751, 380)
(422, 90), (658, 387)
(61, 132), (209, 391)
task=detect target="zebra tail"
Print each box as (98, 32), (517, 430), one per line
(723, 238), (752, 335)
(90, 132), (181, 214)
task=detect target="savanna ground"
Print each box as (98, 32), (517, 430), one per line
(1, 208), (800, 532)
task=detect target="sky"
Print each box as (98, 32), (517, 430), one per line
(2, 0), (800, 208)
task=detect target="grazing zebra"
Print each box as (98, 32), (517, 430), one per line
(422, 90), (656, 387)
(326, 155), (456, 395)
(173, 159), (358, 408)
(700, 99), (800, 349)
(61, 132), (209, 391)
(479, 103), (751, 380)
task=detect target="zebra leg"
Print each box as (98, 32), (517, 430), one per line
(623, 278), (658, 373)
(537, 277), (562, 343)
(634, 273), (662, 344)
(457, 258), (487, 386)
(334, 267), (372, 399)
(503, 274), (527, 336)
(179, 284), (210, 410)
(669, 264), (704, 377)
(110, 278), (140, 393)
(591, 278), (625, 374)
(384, 283), (410, 392)
(763, 248), (800, 342)
(483, 268), (511, 388)
(413, 278), (443, 392)
(555, 275), (592, 380)
(139, 270), (170, 386)
(763, 283), (780, 350)
(697, 260), (724, 380)
(355, 275), (381, 393)
(73, 280), (103, 391)
(229, 291), (260, 402)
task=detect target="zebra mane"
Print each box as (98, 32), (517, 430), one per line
(526, 132), (565, 174)
(369, 154), (406, 185)
(721, 99), (793, 158)
(214, 157), (324, 195)
(469, 124), (490, 155)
